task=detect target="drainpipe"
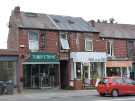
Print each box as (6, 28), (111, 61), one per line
(104, 62), (107, 77)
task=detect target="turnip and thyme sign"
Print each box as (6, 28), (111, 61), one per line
(32, 54), (56, 60)
(26, 52), (59, 63)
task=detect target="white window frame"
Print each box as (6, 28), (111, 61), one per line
(106, 40), (113, 56)
(28, 31), (39, 51)
(85, 38), (93, 51)
(59, 32), (69, 50)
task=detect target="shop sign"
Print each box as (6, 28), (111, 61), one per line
(88, 57), (106, 62)
(26, 52), (59, 63)
(71, 52), (107, 62)
(31, 54), (56, 60)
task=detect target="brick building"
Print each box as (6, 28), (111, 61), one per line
(90, 21), (135, 78)
(0, 49), (18, 85)
(8, 7), (108, 90)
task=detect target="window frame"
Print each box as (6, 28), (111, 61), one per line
(59, 32), (69, 50)
(127, 40), (134, 57)
(85, 38), (93, 51)
(106, 40), (113, 56)
(41, 31), (46, 48)
(28, 31), (39, 51)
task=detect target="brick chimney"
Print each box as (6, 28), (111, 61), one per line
(14, 6), (20, 14)
(13, 6), (21, 19)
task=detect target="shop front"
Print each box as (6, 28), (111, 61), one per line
(23, 52), (60, 89)
(106, 60), (132, 78)
(70, 52), (107, 89)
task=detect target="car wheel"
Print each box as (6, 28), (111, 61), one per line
(99, 93), (105, 96)
(111, 89), (119, 97)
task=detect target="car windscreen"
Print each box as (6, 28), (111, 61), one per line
(99, 78), (109, 84)
(112, 78), (124, 84)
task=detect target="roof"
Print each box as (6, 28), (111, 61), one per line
(49, 14), (96, 32)
(94, 23), (135, 39)
(17, 12), (97, 32)
(20, 12), (57, 30)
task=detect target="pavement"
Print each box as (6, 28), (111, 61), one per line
(0, 89), (97, 100)
(1, 89), (135, 101)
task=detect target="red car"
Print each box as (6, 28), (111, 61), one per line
(97, 77), (135, 97)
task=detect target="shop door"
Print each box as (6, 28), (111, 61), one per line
(39, 65), (50, 88)
(39, 65), (56, 88)
(60, 60), (68, 89)
(83, 65), (90, 86)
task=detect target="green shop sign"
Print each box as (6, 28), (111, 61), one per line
(27, 52), (59, 63)
(32, 54), (56, 60)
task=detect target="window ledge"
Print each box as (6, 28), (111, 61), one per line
(60, 50), (69, 52)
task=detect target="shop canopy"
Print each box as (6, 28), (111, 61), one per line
(70, 52), (107, 62)
(23, 52), (59, 64)
(106, 61), (132, 67)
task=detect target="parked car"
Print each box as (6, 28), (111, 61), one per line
(96, 76), (135, 97)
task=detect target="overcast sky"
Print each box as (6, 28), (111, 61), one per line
(0, 0), (135, 49)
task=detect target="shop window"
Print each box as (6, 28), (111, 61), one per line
(28, 31), (39, 51)
(59, 32), (69, 50)
(41, 32), (46, 48)
(107, 67), (121, 77)
(90, 63), (98, 79)
(106, 40), (113, 56)
(76, 62), (82, 79)
(85, 38), (93, 51)
(122, 67), (127, 77)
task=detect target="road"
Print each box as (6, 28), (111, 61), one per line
(0, 90), (135, 101)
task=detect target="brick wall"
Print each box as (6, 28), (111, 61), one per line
(93, 33), (106, 52)
(69, 32), (103, 52)
(39, 31), (59, 54)
(113, 39), (128, 57)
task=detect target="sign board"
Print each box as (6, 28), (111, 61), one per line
(70, 52), (107, 62)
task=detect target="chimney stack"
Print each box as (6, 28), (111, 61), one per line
(14, 6), (20, 14)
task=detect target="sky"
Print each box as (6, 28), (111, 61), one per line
(0, 0), (135, 49)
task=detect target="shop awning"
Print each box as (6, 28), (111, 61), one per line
(70, 52), (107, 62)
(23, 52), (59, 64)
(106, 61), (132, 67)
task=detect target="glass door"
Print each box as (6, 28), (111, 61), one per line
(83, 64), (90, 86)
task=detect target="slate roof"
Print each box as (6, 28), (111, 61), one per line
(20, 12), (57, 30)
(17, 12), (97, 32)
(94, 23), (135, 39)
(49, 14), (96, 32)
